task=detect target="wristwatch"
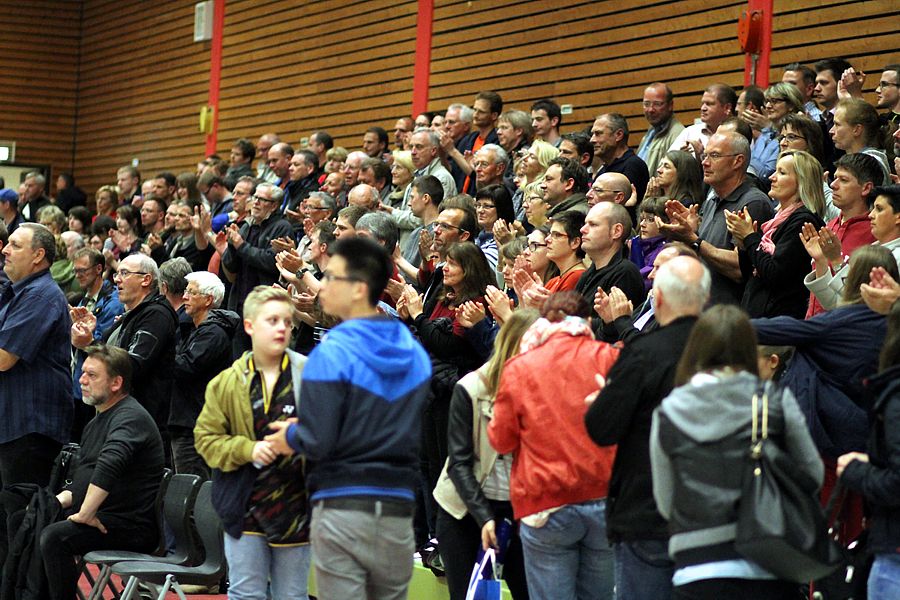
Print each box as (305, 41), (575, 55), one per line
(295, 267), (309, 279)
(690, 238), (702, 253)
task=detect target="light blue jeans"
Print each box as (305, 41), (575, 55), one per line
(518, 499), (615, 600)
(223, 532), (311, 599)
(868, 553), (900, 600)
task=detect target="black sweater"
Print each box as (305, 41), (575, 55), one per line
(71, 396), (165, 531)
(739, 206), (825, 319)
(585, 316), (697, 541)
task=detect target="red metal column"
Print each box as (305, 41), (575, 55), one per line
(205, 0), (226, 155)
(744, 0), (773, 87)
(411, 0), (434, 118)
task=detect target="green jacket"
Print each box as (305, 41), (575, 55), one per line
(194, 349), (306, 472)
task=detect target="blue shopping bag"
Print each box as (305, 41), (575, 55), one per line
(465, 547), (502, 600)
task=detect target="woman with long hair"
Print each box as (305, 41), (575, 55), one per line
(838, 300), (900, 599)
(776, 113), (837, 220)
(763, 82), (805, 130)
(434, 309), (539, 600)
(651, 305), (822, 599)
(176, 172), (202, 204)
(489, 291), (620, 600)
(726, 149), (826, 317)
(646, 150), (704, 207)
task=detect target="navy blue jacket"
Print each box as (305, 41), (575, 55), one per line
(752, 304), (886, 458)
(287, 316), (431, 502)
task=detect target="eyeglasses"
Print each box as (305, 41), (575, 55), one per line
(321, 272), (362, 283)
(114, 269), (148, 279)
(472, 161), (493, 169)
(183, 289), (208, 297)
(700, 152), (739, 161)
(776, 133), (806, 143)
(547, 231), (569, 240)
(876, 81), (899, 89)
(251, 195), (278, 204)
(590, 187), (615, 194)
(474, 203), (496, 211)
(434, 221), (462, 232)
(764, 97), (787, 104)
(527, 241), (547, 252)
(642, 101), (667, 109)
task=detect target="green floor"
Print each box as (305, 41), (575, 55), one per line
(308, 562), (512, 599)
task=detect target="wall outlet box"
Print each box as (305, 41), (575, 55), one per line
(560, 104), (573, 115)
(194, 1), (213, 42)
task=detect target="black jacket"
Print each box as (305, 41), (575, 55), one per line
(739, 207), (825, 319)
(575, 253), (647, 339)
(841, 365), (900, 556)
(222, 212), (293, 313)
(586, 316), (696, 541)
(103, 292), (178, 429)
(1, 485), (61, 600)
(170, 309), (241, 430)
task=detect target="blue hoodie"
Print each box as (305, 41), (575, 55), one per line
(287, 315), (431, 502)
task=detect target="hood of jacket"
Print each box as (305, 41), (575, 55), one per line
(203, 308), (241, 335)
(659, 370), (765, 444)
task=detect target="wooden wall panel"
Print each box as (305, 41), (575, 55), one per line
(213, 0), (419, 154)
(0, 0), (81, 191)
(3, 1), (898, 199)
(429, 0), (748, 145)
(73, 0), (211, 195)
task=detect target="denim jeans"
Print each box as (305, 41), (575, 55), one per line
(868, 553), (900, 600)
(614, 539), (674, 600)
(223, 532), (311, 600)
(518, 499), (614, 600)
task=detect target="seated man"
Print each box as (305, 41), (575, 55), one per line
(40, 344), (165, 600)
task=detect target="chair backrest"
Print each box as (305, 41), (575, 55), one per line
(152, 469), (174, 555)
(191, 481), (225, 575)
(163, 474), (202, 562)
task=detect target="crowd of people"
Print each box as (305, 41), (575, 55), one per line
(0, 56), (899, 600)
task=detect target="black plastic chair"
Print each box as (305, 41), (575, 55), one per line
(80, 472), (201, 600)
(113, 481), (225, 600)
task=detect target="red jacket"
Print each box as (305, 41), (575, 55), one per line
(488, 332), (619, 519)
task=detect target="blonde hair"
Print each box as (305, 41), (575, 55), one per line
(243, 285), (292, 321)
(482, 309), (540, 397)
(392, 150), (415, 174)
(529, 139), (560, 172)
(779, 150), (825, 218)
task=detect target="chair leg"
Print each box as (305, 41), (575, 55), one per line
(119, 576), (139, 600)
(155, 574), (187, 600)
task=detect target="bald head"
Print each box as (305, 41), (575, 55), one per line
(256, 133), (280, 160)
(347, 184), (380, 210)
(588, 172), (632, 206)
(653, 256), (710, 323)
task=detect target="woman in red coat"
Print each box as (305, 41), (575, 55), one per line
(489, 291), (619, 600)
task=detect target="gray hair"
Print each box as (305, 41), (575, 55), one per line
(24, 172), (46, 188)
(412, 128), (441, 148)
(307, 191), (337, 213)
(601, 113), (629, 140)
(479, 143), (509, 166)
(449, 103), (474, 123)
(722, 131), (751, 171)
(123, 252), (160, 289)
(653, 256), (711, 314)
(185, 270), (225, 308)
(256, 181), (284, 204)
(61, 230), (85, 251)
(20, 223), (56, 264)
(158, 257), (191, 295)
(355, 211), (399, 254)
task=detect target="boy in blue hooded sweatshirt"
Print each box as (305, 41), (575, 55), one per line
(267, 236), (432, 600)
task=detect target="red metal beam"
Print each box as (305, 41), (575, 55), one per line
(744, 0), (773, 87)
(205, 0), (226, 155)
(411, 0), (434, 118)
